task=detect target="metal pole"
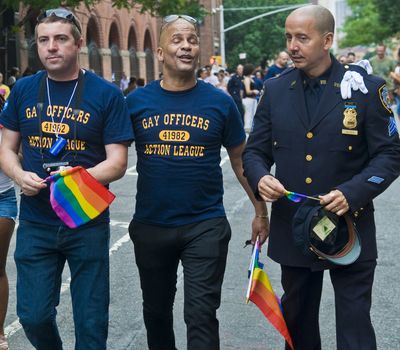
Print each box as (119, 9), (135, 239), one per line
(219, 4), (225, 67)
(218, 3), (307, 67)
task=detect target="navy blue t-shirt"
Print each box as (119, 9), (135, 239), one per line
(264, 65), (287, 80)
(0, 70), (134, 225)
(126, 80), (245, 227)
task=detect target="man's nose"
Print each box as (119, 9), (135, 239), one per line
(287, 40), (298, 52)
(48, 39), (58, 51)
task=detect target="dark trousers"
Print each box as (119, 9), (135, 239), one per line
(129, 217), (231, 350)
(281, 261), (377, 350)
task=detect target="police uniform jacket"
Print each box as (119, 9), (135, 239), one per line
(243, 58), (400, 269)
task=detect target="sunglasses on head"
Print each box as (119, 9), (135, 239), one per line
(37, 8), (82, 33)
(163, 15), (197, 25)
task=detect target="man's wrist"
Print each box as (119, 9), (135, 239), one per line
(255, 214), (268, 218)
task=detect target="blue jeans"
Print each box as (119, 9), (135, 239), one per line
(15, 220), (110, 350)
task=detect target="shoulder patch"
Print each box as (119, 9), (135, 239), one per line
(388, 116), (398, 136)
(378, 85), (392, 113)
(367, 176), (384, 184)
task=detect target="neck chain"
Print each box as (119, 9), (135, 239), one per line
(46, 77), (78, 139)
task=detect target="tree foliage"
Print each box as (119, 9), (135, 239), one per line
(224, 0), (303, 70)
(340, 0), (394, 47)
(0, 0), (207, 26)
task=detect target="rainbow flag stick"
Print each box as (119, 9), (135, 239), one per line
(285, 190), (320, 202)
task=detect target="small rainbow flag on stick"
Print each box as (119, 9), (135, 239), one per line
(285, 190), (319, 203)
(46, 166), (115, 228)
(246, 238), (294, 350)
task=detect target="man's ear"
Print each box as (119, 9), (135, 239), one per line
(323, 32), (334, 51)
(157, 47), (164, 63)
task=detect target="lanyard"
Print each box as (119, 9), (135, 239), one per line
(46, 76), (78, 139)
(37, 69), (85, 163)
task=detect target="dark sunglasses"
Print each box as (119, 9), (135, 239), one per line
(37, 8), (82, 33)
(163, 15), (197, 25)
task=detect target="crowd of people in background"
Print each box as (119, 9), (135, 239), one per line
(192, 44), (400, 133)
(2, 44), (400, 121)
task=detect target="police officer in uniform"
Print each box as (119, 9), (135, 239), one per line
(243, 5), (400, 350)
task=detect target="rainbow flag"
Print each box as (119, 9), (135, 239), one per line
(46, 166), (115, 228)
(246, 239), (294, 350)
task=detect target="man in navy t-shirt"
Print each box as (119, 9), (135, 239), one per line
(0, 9), (133, 350)
(264, 51), (290, 81)
(126, 15), (268, 350)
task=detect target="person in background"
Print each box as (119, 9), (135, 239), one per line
(369, 44), (396, 99)
(390, 48), (400, 118)
(216, 69), (228, 94)
(120, 72), (129, 91)
(197, 67), (208, 80)
(0, 124), (18, 350)
(124, 76), (137, 96)
(136, 77), (145, 88)
(347, 52), (356, 64)
(22, 67), (36, 77)
(338, 54), (347, 64)
(253, 70), (264, 92)
(204, 64), (218, 86)
(7, 67), (20, 90)
(227, 64), (244, 122)
(243, 5), (400, 350)
(242, 63), (259, 132)
(0, 8), (133, 349)
(0, 74), (10, 101)
(126, 14), (268, 350)
(264, 51), (290, 80)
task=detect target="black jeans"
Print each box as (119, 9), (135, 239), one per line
(129, 217), (231, 350)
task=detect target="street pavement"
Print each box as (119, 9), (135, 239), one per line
(4, 145), (400, 349)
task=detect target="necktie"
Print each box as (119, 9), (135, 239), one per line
(305, 80), (320, 122)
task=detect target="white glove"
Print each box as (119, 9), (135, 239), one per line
(352, 59), (373, 75)
(340, 70), (369, 99)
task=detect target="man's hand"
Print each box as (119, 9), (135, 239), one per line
(257, 175), (286, 202)
(250, 216), (269, 245)
(16, 170), (47, 196)
(319, 189), (349, 216)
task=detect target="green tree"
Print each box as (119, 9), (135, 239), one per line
(372, 0), (400, 37)
(0, 0), (206, 25)
(224, 0), (304, 70)
(340, 0), (391, 47)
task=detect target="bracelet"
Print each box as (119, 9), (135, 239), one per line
(256, 214), (268, 218)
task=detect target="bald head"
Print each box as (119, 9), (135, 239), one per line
(288, 5), (335, 35)
(276, 51), (289, 67)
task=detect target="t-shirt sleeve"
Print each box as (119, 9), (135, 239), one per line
(0, 85), (20, 131)
(103, 90), (135, 144)
(222, 99), (246, 148)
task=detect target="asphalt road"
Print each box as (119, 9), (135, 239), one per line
(4, 145), (400, 349)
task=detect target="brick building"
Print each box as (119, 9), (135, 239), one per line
(0, 0), (222, 85)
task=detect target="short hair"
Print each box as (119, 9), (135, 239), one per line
(159, 17), (198, 45)
(243, 63), (255, 76)
(35, 15), (82, 44)
(347, 52), (355, 57)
